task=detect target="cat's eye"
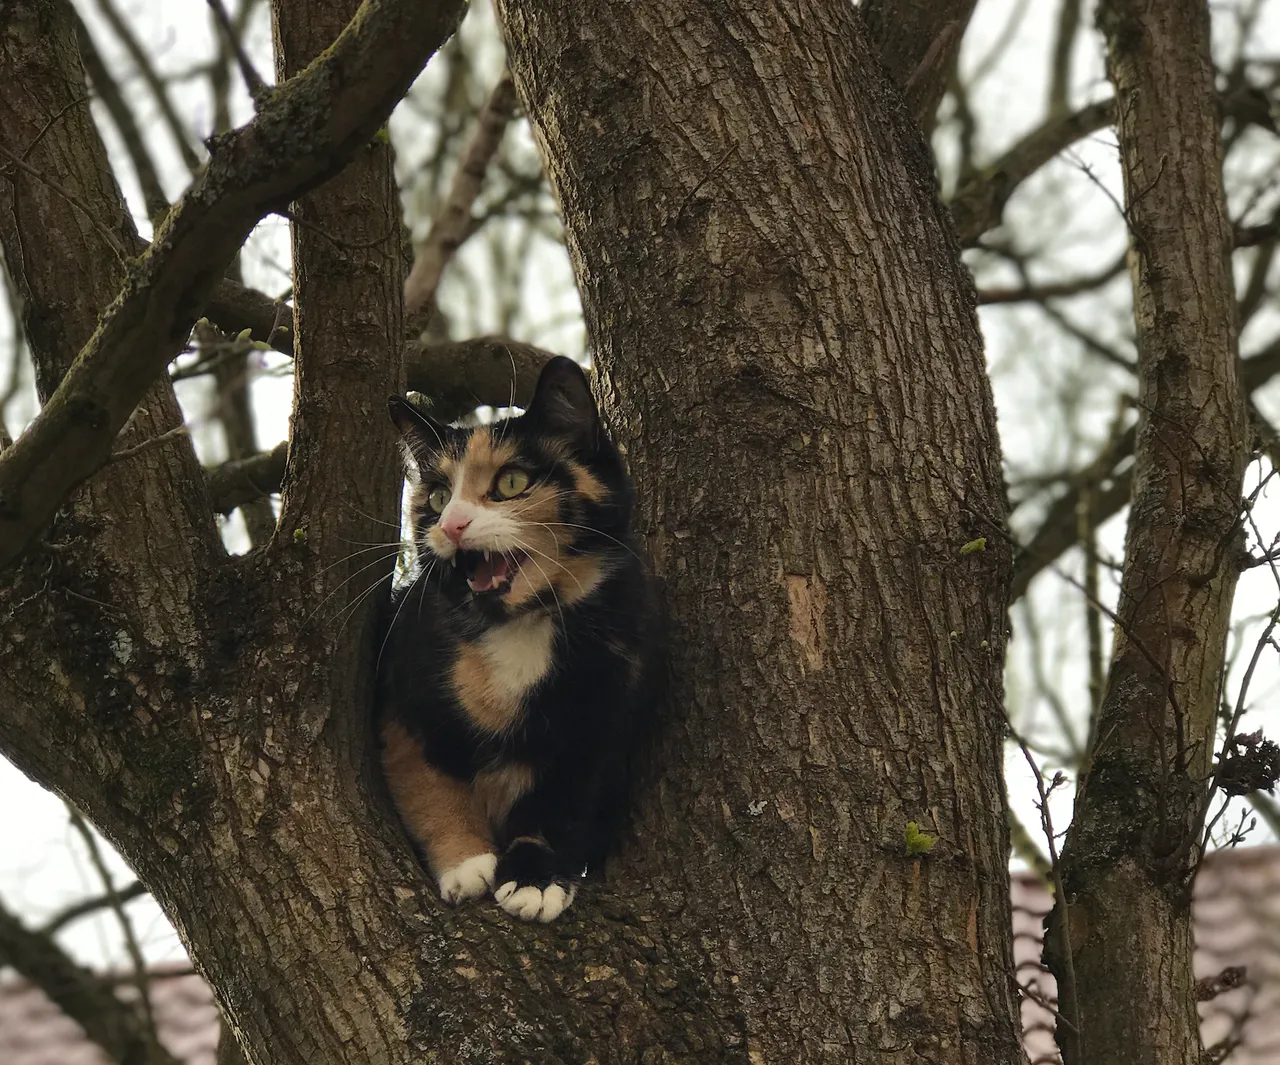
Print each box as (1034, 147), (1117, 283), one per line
(426, 486), (451, 513)
(494, 468), (530, 499)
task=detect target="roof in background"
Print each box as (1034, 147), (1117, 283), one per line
(1017, 845), (1280, 1065)
(0, 967), (217, 1065)
(5, 847), (1280, 1064)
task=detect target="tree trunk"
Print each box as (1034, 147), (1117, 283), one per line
(1045, 2), (1246, 1063)
(2, 0), (1022, 1063)
(496, 2), (1021, 1062)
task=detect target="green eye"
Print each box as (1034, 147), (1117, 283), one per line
(426, 485), (451, 513)
(495, 468), (530, 499)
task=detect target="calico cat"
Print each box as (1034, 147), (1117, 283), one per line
(376, 356), (657, 923)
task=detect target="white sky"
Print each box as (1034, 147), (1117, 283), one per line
(1, 0), (1279, 970)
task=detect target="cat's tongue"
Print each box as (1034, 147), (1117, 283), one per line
(467, 553), (512, 593)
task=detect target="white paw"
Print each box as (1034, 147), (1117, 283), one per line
(494, 880), (577, 922)
(438, 853), (497, 904)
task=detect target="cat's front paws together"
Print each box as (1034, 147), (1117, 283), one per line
(495, 880), (577, 922)
(438, 853), (497, 904)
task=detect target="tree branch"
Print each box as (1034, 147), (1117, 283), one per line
(0, 0), (467, 569)
(0, 893), (179, 1065)
(90, 0), (204, 175)
(860, 0), (979, 132)
(207, 441), (288, 515)
(404, 69), (519, 313)
(405, 334), (555, 420)
(1047, 0), (1247, 1059)
(203, 336), (557, 513)
(40, 879), (149, 935)
(1011, 338), (1280, 601)
(977, 249), (1127, 304)
(72, 7), (169, 220)
(949, 98), (1115, 246)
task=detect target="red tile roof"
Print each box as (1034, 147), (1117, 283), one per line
(1015, 844), (1280, 1064)
(0, 967), (218, 1065)
(5, 847), (1280, 1063)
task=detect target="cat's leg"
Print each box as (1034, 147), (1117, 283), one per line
(380, 721), (496, 903)
(492, 780), (596, 922)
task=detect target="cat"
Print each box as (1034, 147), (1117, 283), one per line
(375, 355), (658, 923)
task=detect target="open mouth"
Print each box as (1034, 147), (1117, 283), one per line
(456, 548), (528, 595)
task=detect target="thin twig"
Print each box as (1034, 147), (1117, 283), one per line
(206, 0), (271, 104)
(404, 69), (519, 313)
(108, 424), (190, 464)
(67, 808), (162, 1050)
(0, 144), (128, 261)
(41, 880), (149, 935)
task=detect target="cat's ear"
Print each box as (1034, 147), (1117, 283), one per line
(525, 356), (599, 451)
(388, 395), (449, 465)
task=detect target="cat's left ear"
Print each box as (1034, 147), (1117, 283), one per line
(525, 356), (599, 452)
(388, 395), (449, 466)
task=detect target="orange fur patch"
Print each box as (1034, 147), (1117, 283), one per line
(474, 763), (535, 827)
(380, 720), (492, 874)
(450, 615), (555, 733)
(567, 460), (608, 503)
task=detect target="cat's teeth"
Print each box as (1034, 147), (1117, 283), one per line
(484, 549), (491, 561)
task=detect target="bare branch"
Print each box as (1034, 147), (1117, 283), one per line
(203, 336), (559, 512)
(0, 892), (179, 1065)
(68, 808), (161, 1048)
(977, 250), (1127, 304)
(404, 334), (556, 421)
(206, 0), (271, 105)
(949, 99), (1115, 246)
(0, 0), (468, 569)
(404, 70), (519, 313)
(91, 0), (204, 174)
(1047, 0), (1085, 116)
(72, 8), (169, 219)
(207, 441), (288, 516)
(1049, 0), (1247, 1058)
(40, 879), (149, 935)
(860, 0), (979, 132)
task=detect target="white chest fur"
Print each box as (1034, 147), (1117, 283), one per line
(480, 614), (555, 701)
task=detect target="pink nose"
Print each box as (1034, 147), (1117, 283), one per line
(441, 514), (471, 546)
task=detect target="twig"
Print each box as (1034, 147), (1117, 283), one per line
(92, 0), (204, 173)
(67, 808), (162, 1048)
(0, 143), (128, 261)
(108, 424), (190, 464)
(206, 0), (272, 105)
(1013, 731), (1082, 1044)
(404, 69), (519, 313)
(41, 879), (149, 935)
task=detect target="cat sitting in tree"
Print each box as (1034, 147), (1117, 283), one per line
(376, 356), (658, 922)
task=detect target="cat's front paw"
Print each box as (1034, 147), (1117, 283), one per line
(495, 880), (577, 922)
(438, 852), (497, 904)
(494, 838), (577, 922)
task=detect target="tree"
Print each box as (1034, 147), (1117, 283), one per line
(1, 0), (1278, 1063)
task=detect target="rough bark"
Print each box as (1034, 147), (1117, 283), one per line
(1, 1), (1026, 1064)
(496, 2), (1020, 1062)
(1045, 2), (1247, 1064)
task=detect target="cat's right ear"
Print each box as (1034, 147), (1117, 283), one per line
(388, 395), (449, 466)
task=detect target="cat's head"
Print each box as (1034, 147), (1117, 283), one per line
(389, 356), (633, 619)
